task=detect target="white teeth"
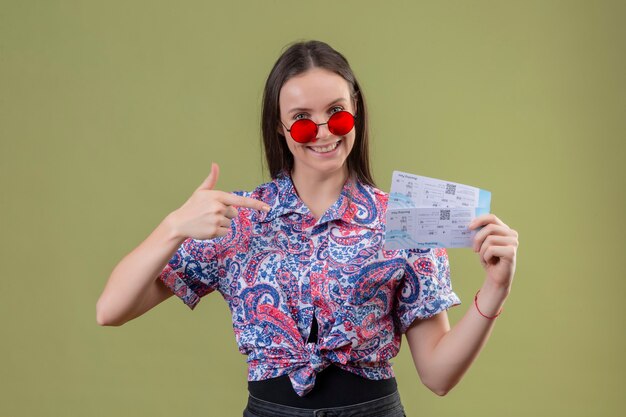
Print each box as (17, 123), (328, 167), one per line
(308, 140), (341, 153)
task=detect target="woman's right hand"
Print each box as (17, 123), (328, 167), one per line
(167, 162), (271, 240)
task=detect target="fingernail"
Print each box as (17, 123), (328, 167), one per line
(263, 205), (271, 212)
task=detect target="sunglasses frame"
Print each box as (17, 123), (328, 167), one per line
(279, 110), (358, 143)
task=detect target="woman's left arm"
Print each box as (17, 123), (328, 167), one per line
(405, 213), (519, 396)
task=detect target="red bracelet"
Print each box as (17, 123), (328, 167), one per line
(474, 289), (503, 319)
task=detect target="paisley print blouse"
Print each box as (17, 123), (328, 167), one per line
(158, 170), (461, 397)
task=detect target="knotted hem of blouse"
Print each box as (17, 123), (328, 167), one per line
(246, 337), (354, 397)
(246, 340), (399, 398)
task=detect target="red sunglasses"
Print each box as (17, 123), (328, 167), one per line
(280, 111), (357, 143)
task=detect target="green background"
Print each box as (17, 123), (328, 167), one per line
(1, 1), (624, 416)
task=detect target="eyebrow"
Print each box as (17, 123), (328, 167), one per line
(287, 98), (348, 114)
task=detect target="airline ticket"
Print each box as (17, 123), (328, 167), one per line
(384, 171), (491, 249)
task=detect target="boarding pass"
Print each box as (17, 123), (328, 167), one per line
(384, 171), (491, 249)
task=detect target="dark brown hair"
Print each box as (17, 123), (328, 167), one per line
(261, 40), (375, 187)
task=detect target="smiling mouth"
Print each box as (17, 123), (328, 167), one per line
(307, 139), (342, 153)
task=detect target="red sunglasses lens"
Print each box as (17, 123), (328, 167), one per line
(328, 111), (355, 135)
(290, 119), (317, 143)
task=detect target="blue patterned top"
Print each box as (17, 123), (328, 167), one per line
(158, 170), (461, 396)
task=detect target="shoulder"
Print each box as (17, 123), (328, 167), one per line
(364, 182), (389, 204)
(354, 180), (389, 211)
(349, 180), (389, 231)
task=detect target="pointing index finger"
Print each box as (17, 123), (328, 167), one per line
(222, 193), (271, 212)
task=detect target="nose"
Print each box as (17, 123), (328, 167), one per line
(315, 121), (331, 141)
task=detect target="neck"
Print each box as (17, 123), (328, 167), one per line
(289, 165), (350, 219)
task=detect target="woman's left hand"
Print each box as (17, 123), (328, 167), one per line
(468, 214), (519, 290)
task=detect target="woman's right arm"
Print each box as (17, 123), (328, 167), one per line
(96, 213), (184, 326)
(96, 163), (270, 327)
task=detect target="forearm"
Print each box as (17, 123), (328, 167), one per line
(425, 280), (511, 395)
(96, 213), (185, 325)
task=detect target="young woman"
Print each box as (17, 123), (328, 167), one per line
(97, 40), (519, 417)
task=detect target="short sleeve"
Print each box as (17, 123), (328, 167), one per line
(393, 247), (462, 334)
(158, 237), (222, 310)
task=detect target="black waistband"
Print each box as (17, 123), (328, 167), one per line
(246, 390), (403, 416)
(247, 364), (398, 408)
